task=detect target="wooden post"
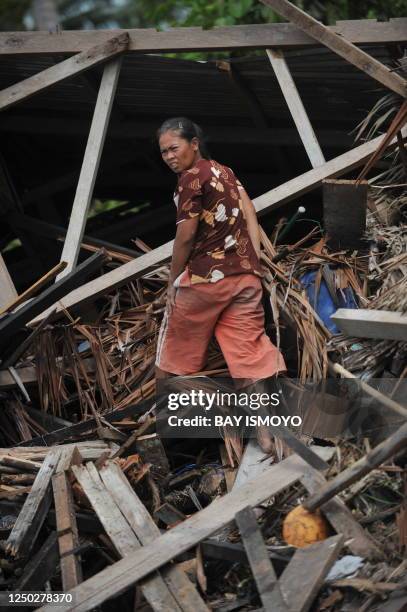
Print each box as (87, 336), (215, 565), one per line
(0, 252), (17, 310)
(260, 0), (407, 98)
(52, 467), (83, 591)
(57, 58), (122, 279)
(236, 506), (287, 610)
(323, 179), (368, 248)
(266, 48), (325, 168)
(6, 448), (61, 559)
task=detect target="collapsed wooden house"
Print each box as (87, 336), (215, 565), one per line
(0, 0), (406, 610)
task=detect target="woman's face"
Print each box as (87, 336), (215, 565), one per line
(159, 130), (201, 173)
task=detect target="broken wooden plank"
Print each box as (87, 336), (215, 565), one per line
(72, 461), (183, 612)
(19, 399), (151, 447)
(52, 467), (83, 591)
(38, 453), (308, 612)
(233, 439), (270, 490)
(31, 127), (406, 323)
(6, 447), (61, 558)
(15, 531), (59, 591)
(260, 0), (407, 97)
(71, 463), (140, 555)
(0, 455), (42, 472)
(236, 506), (287, 611)
(100, 462), (209, 611)
(0, 262), (66, 315)
(0, 252), (17, 311)
(0, 249), (107, 350)
(0, 365), (37, 388)
(331, 308), (407, 342)
(201, 539), (288, 569)
(0, 33), (128, 112)
(330, 362), (407, 419)
(1, 20), (406, 55)
(58, 58), (123, 278)
(266, 48), (325, 168)
(300, 466), (381, 559)
(270, 535), (343, 612)
(304, 421), (407, 512)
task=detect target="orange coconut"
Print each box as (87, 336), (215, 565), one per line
(282, 505), (329, 547)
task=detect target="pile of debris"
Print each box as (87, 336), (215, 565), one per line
(0, 0), (406, 609)
(0, 188), (405, 610)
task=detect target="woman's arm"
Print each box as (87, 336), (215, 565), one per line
(240, 188), (261, 258)
(167, 216), (199, 313)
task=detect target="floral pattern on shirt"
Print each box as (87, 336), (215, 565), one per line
(174, 159), (262, 284)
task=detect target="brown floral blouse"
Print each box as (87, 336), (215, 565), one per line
(174, 158), (262, 285)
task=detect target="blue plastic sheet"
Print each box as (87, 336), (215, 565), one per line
(300, 270), (358, 334)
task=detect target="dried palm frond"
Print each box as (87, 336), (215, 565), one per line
(353, 91), (407, 220)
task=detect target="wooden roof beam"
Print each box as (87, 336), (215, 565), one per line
(0, 20), (406, 55)
(57, 58), (122, 279)
(266, 48), (325, 168)
(260, 0), (407, 98)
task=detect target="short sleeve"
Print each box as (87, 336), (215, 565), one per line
(176, 168), (204, 224)
(235, 177), (245, 192)
(226, 166), (245, 192)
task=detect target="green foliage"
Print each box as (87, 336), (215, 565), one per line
(89, 198), (128, 218)
(115, 0), (407, 29)
(3, 0), (406, 33)
(89, 199), (150, 218)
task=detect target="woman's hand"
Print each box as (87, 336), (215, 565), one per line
(166, 283), (177, 315)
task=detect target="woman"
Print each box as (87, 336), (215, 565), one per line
(155, 117), (285, 383)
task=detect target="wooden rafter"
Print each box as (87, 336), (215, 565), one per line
(0, 33), (128, 112)
(57, 59), (122, 278)
(260, 0), (407, 98)
(0, 20), (406, 55)
(266, 48), (325, 168)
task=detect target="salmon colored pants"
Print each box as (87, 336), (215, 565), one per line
(156, 273), (286, 380)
